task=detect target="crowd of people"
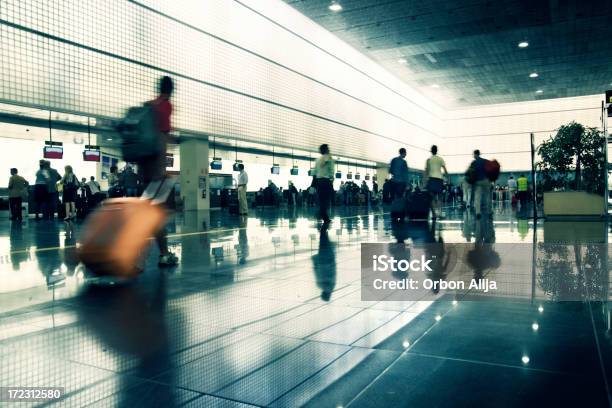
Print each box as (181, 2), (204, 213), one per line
(8, 160), (101, 222)
(225, 143), (531, 230)
(6, 161), (150, 223)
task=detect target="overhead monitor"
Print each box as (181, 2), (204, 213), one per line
(271, 164), (280, 175)
(335, 172), (342, 179)
(82, 149), (101, 162)
(290, 166), (299, 176)
(210, 158), (223, 170)
(43, 146), (63, 159)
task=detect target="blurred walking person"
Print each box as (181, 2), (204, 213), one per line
(137, 75), (179, 266)
(61, 165), (80, 221)
(314, 144), (334, 229)
(8, 168), (28, 221)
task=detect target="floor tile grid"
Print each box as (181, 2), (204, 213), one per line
(587, 299), (612, 406)
(341, 294), (492, 408)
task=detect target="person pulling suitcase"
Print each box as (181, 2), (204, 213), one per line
(79, 76), (180, 276)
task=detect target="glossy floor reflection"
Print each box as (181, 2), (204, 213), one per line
(0, 204), (611, 407)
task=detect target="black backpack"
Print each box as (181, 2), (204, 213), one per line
(465, 162), (478, 184)
(116, 104), (161, 162)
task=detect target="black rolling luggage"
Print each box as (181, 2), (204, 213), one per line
(390, 197), (408, 221)
(76, 196), (89, 219)
(406, 191), (431, 220)
(228, 189), (239, 215)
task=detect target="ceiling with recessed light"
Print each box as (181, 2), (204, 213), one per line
(283, 0), (612, 107)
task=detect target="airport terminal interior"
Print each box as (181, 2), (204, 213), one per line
(1, 0), (612, 407)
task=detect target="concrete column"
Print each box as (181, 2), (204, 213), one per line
(376, 163), (389, 182)
(180, 139), (209, 211)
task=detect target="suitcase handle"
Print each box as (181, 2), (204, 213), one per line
(140, 176), (176, 204)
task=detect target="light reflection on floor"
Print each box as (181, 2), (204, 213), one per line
(0, 203), (610, 407)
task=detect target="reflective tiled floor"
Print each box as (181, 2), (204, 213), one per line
(1, 204), (611, 407)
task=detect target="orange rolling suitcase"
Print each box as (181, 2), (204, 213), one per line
(78, 178), (174, 277)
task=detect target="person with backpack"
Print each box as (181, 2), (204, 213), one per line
(139, 76), (178, 266)
(468, 150), (491, 219)
(424, 145), (448, 219)
(61, 165), (79, 221)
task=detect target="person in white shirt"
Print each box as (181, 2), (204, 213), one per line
(507, 176), (517, 202)
(237, 164), (248, 216)
(424, 145), (448, 219)
(314, 144), (335, 228)
(87, 176), (101, 195)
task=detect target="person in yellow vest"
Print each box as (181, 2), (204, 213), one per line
(517, 174), (528, 209)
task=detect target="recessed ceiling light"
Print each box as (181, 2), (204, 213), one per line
(536, 89), (543, 94)
(107, 137), (113, 141)
(398, 58), (407, 64)
(328, 2), (342, 12)
(518, 41), (529, 48)
(431, 84), (440, 88)
(529, 72), (539, 78)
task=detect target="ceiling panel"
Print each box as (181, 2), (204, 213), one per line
(283, 0), (612, 107)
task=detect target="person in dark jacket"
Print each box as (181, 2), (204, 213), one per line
(8, 168), (28, 221)
(469, 150), (491, 219)
(389, 148), (409, 200)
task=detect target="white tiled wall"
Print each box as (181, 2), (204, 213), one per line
(443, 95), (604, 172)
(0, 0), (442, 167)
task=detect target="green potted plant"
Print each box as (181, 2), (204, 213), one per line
(536, 122), (606, 217)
